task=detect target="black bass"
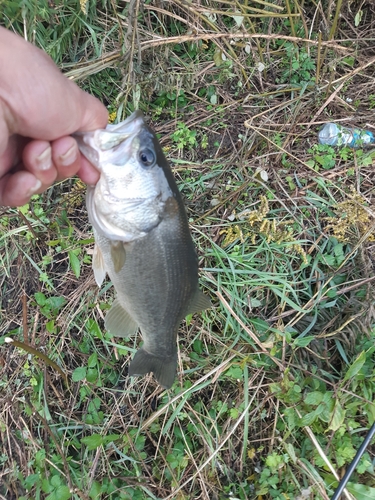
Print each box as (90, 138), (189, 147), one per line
(74, 111), (210, 388)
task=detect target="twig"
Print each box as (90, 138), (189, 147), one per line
(4, 338), (68, 386)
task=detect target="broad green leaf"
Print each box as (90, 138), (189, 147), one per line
(56, 485), (72, 500)
(322, 391), (334, 404)
(265, 452), (284, 469)
(87, 352), (98, 368)
(230, 408), (239, 418)
(306, 159), (315, 168)
(314, 403), (325, 417)
(72, 366), (87, 382)
(50, 475), (61, 487)
(343, 56), (355, 67)
(81, 434), (104, 450)
(299, 411), (317, 427)
(46, 320), (55, 333)
(365, 402), (375, 425)
(293, 336), (315, 348)
(249, 318), (269, 332)
(86, 319), (103, 340)
(46, 485), (71, 500)
(328, 401), (345, 432)
(103, 434), (121, 445)
(347, 482), (375, 500)
(69, 250), (81, 278)
(19, 203), (30, 215)
(89, 481), (102, 499)
(42, 478), (51, 494)
(248, 298), (263, 308)
(185, 313), (193, 326)
(46, 296), (66, 312)
(319, 392), (335, 422)
(86, 368), (98, 383)
(34, 292), (46, 306)
(225, 366), (243, 379)
(343, 351), (366, 382)
(24, 474), (40, 490)
(193, 339), (203, 354)
(304, 391), (324, 406)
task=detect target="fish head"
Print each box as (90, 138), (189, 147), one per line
(74, 111), (175, 242)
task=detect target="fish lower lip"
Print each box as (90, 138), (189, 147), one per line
(105, 193), (146, 205)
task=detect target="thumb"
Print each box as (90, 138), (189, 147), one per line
(69, 83), (109, 133)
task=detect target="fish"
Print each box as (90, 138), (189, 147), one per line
(73, 111), (211, 389)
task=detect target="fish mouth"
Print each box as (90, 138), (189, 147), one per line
(95, 111), (145, 151)
(106, 110), (144, 134)
(73, 111), (146, 168)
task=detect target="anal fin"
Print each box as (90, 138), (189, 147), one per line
(105, 299), (138, 338)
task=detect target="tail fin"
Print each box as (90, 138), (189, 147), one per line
(128, 348), (177, 389)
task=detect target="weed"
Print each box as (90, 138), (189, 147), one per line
(220, 195), (308, 264)
(307, 144), (337, 171)
(152, 89), (190, 118)
(171, 122), (198, 152)
(325, 190), (375, 243)
(278, 43), (316, 86)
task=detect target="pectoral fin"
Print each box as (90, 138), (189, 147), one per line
(110, 241), (126, 273)
(92, 244), (107, 287)
(105, 299), (138, 338)
(187, 289), (211, 315)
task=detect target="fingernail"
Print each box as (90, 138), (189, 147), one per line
(36, 146), (52, 171)
(26, 179), (42, 197)
(59, 144), (78, 166)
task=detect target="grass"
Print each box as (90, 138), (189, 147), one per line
(1, 1), (375, 499)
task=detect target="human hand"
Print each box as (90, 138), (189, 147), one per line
(0, 27), (108, 207)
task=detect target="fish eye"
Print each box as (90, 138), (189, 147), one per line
(138, 148), (156, 168)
